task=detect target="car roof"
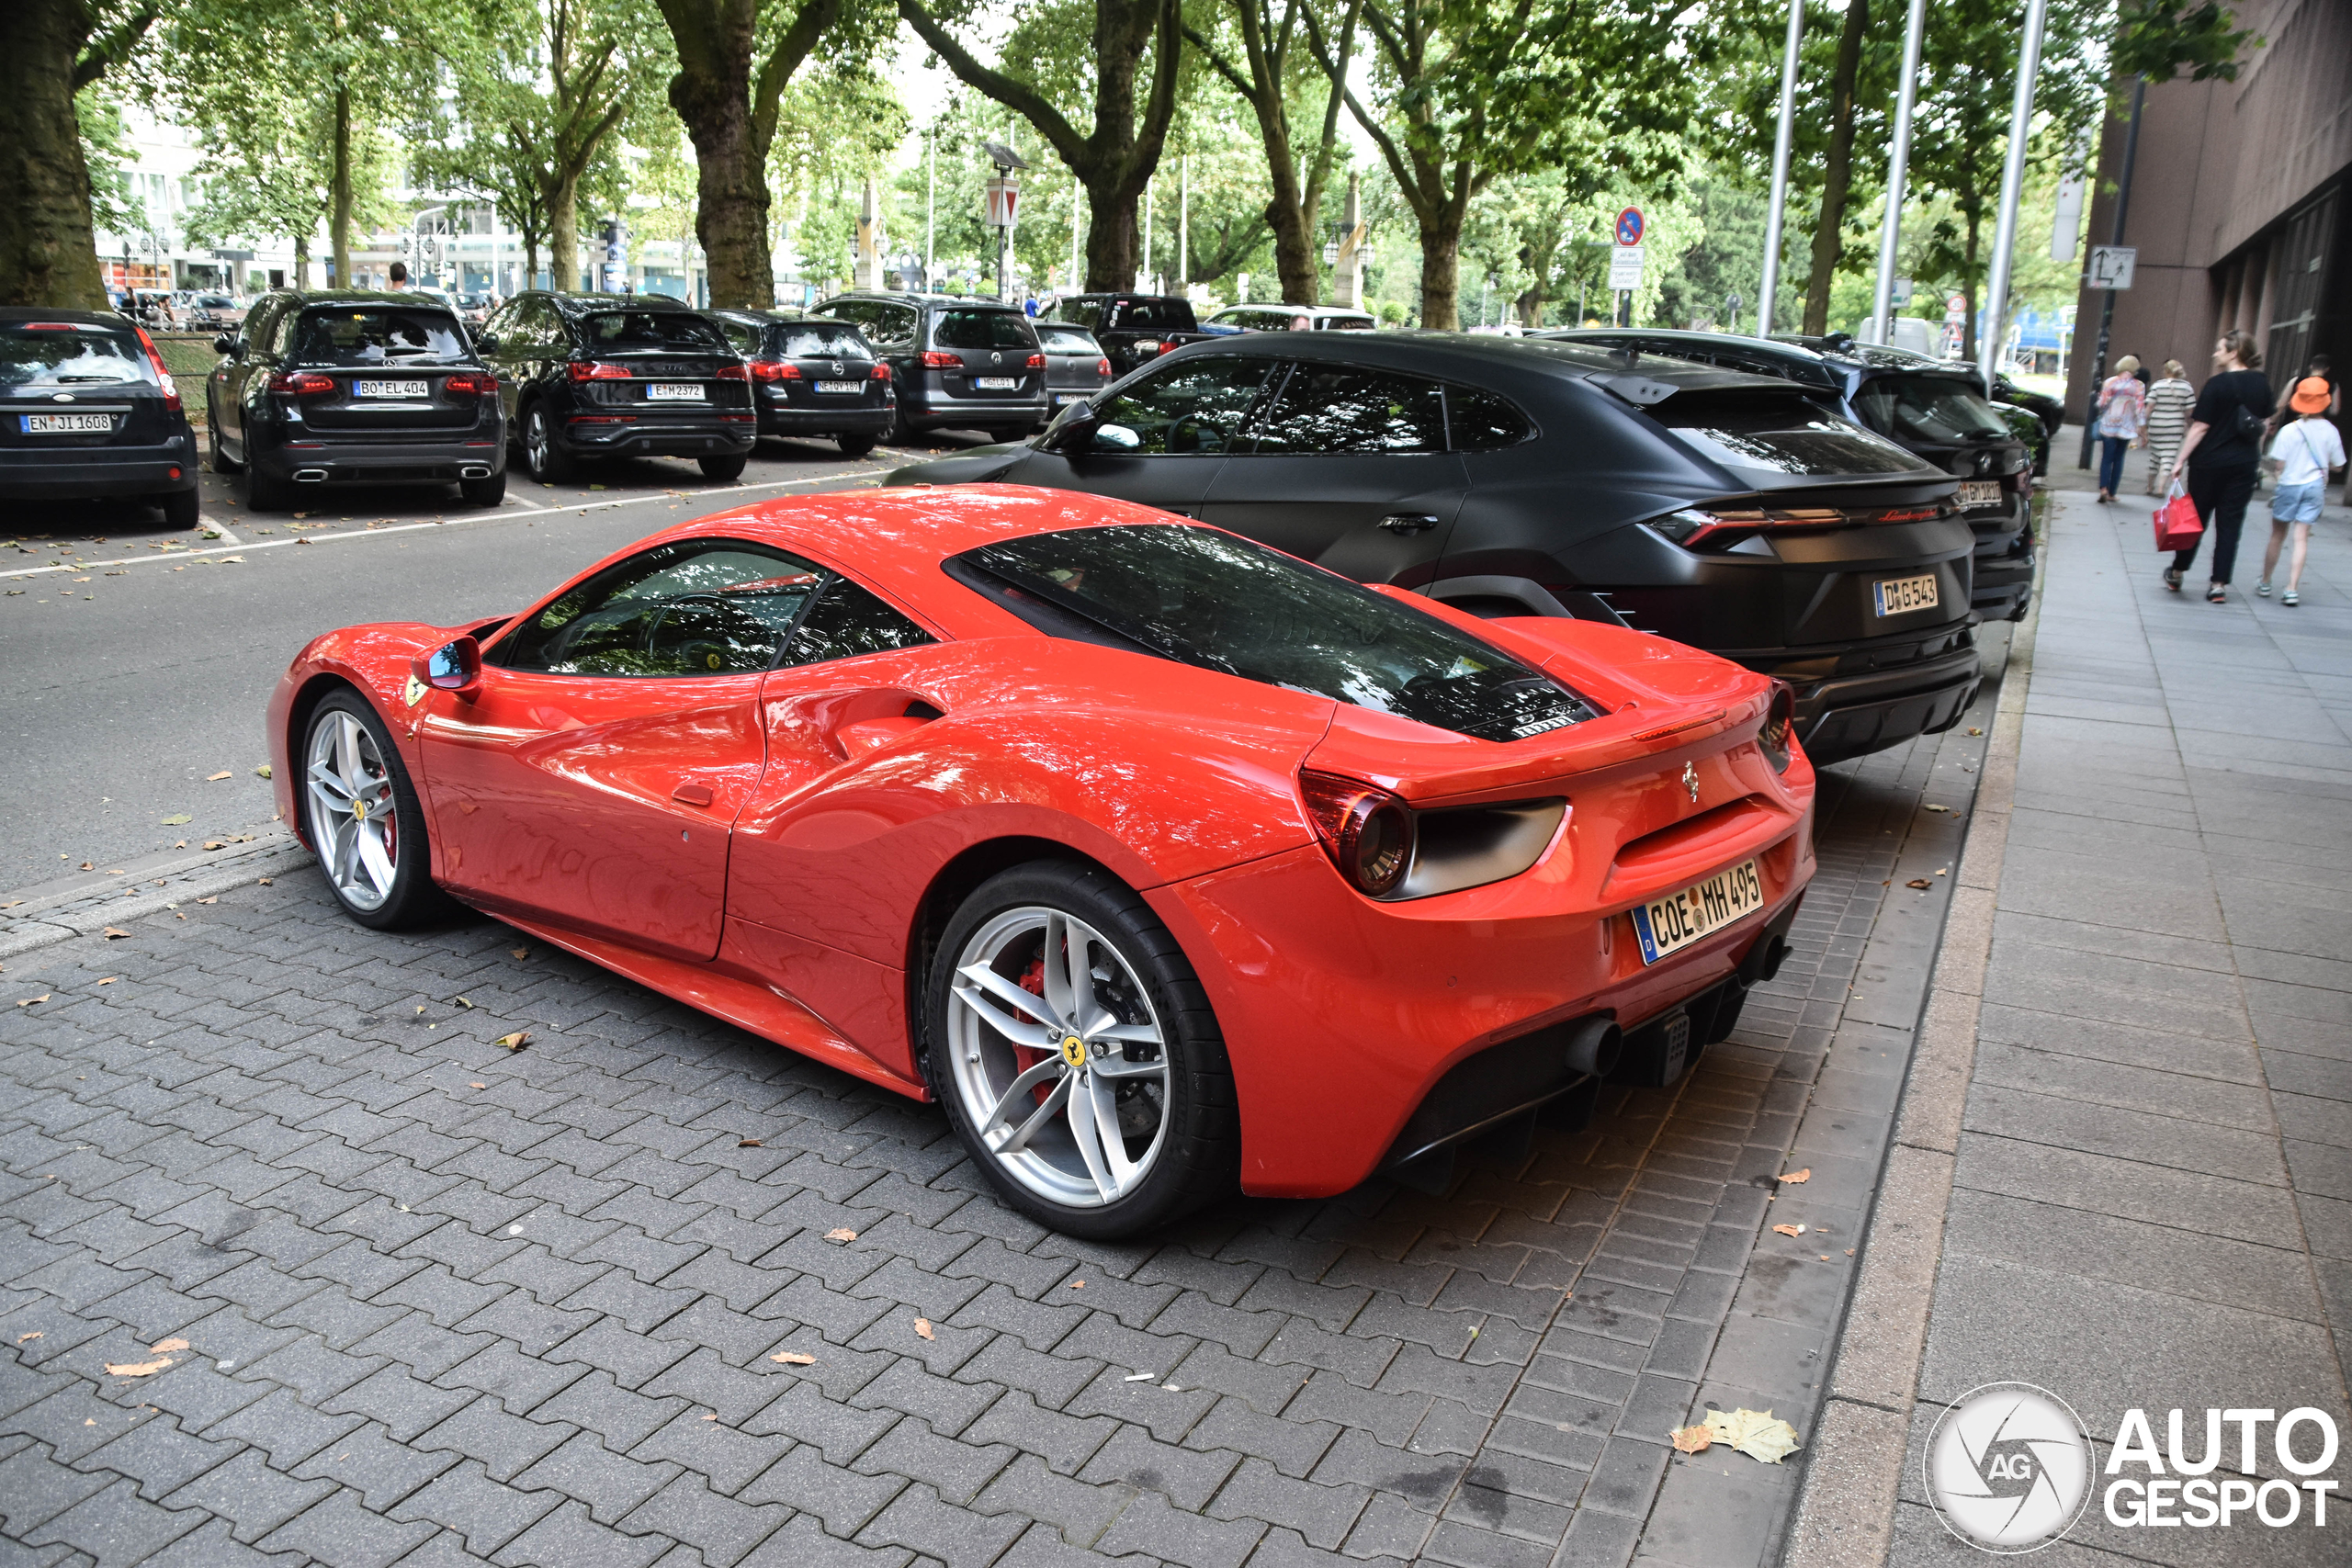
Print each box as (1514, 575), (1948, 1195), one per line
(707, 308), (832, 323)
(1177, 329), (1801, 397)
(0, 308), (141, 327)
(1774, 333), (1978, 375)
(819, 292), (1023, 310)
(519, 291), (707, 316)
(259, 291), (460, 311)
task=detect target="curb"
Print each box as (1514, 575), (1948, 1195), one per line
(1777, 507), (2047, 1568)
(0, 834), (311, 964)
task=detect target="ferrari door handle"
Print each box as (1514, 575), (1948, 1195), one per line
(1379, 513), (1441, 535)
(671, 783), (715, 807)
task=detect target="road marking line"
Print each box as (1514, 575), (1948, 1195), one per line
(203, 521), (243, 546)
(0, 468), (885, 581)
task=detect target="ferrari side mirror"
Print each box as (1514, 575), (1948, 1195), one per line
(416, 635), (482, 698)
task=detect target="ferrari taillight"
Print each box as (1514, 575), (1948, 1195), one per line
(1300, 771), (1416, 897)
(1760, 682), (1796, 773)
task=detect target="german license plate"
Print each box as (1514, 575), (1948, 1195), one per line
(974, 376), (1019, 390)
(813, 380), (862, 394)
(355, 380), (427, 398)
(21, 413), (112, 434)
(1056, 393), (1090, 405)
(646, 383), (704, 400)
(1872, 572), (1940, 616)
(1955, 479), (2003, 508)
(1630, 858), (1764, 964)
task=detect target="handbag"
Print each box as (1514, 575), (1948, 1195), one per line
(2154, 479), (2203, 551)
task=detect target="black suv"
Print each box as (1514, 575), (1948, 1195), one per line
(708, 309), (894, 456)
(810, 294), (1045, 444)
(1556, 330), (2036, 621)
(888, 333), (1982, 764)
(2, 309), (201, 526)
(476, 292), (753, 484)
(207, 290), (505, 511)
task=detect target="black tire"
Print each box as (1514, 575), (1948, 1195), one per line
(300, 689), (459, 931)
(159, 488), (200, 529)
(888, 401), (918, 446)
(837, 433), (876, 458)
(923, 860), (1238, 1238)
(522, 403), (576, 484)
(206, 400), (241, 473)
(699, 453), (747, 481)
(244, 464), (288, 512)
(458, 470), (506, 507)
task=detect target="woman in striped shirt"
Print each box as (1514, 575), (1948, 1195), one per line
(2143, 360), (2195, 495)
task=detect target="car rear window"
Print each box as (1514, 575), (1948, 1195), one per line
(948, 524), (1599, 743)
(1851, 375), (2013, 443)
(581, 310), (725, 351)
(0, 321), (155, 389)
(933, 310), (1036, 350)
(289, 308), (470, 367)
(776, 323), (872, 359)
(1655, 394), (1927, 476)
(1058, 300), (1106, 331)
(1036, 327), (1099, 355)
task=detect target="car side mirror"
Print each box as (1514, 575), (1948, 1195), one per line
(1043, 401), (1102, 451)
(1093, 422), (1141, 451)
(475, 332), (500, 353)
(212, 333), (235, 355)
(414, 635), (482, 699)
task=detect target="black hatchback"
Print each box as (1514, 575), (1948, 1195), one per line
(810, 294), (1046, 444)
(707, 309), (894, 457)
(476, 292), (754, 484)
(888, 333), (1982, 764)
(207, 290), (505, 511)
(1555, 330), (2036, 621)
(1, 310), (201, 526)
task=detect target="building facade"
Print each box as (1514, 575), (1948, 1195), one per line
(2066, 0), (2352, 435)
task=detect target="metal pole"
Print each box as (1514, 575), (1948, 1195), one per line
(1179, 155), (1189, 289)
(1868, 0), (1928, 344)
(2076, 77), (2144, 468)
(1070, 174), (1082, 293)
(924, 133), (935, 287)
(1142, 176), (1154, 291)
(1757, 0), (1804, 336)
(1980, 0), (2048, 393)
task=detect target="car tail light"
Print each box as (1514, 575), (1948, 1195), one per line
(568, 360), (633, 380)
(1097, 357), (1112, 377)
(870, 361), (891, 382)
(440, 372), (498, 396)
(1759, 682), (1796, 773)
(715, 362), (749, 381)
(749, 359), (801, 381)
(131, 325), (182, 411)
(920, 350), (961, 368)
(266, 370), (335, 396)
(1300, 771), (1416, 897)
(1648, 507), (1851, 550)
(1025, 353), (1045, 368)
(25, 322), (80, 331)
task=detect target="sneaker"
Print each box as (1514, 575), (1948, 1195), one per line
(2256, 579), (2273, 596)
(2283, 590), (2300, 606)
(2207, 583), (2227, 604)
(2163, 568), (2184, 592)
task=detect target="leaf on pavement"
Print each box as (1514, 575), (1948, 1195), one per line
(17, 1332), (40, 1344)
(197, 897), (216, 905)
(102, 928), (130, 940)
(700, 1411), (718, 1421)
(173, 840), (187, 849)
(913, 1318), (934, 1341)
(455, 997), (474, 1008)
(219, 556), (243, 564)
(202, 841), (223, 851)
(106, 1359), (172, 1378)
(1967, 727), (1984, 737)
(510, 948), (530, 960)
(96, 977), (117, 987)
(17, 995), (49, 1008)
(1702, 1407), (1801, 1464)
(81, 862), (94, 870)
(495, 1032), (530, 1051)
(161, 814), (191, 826)
(1772, 1224), (1805, 1237)
(254, 764), (272, 778)
(1924, 803), (1951, 812)
(469, 1083), (487, 1090)
(207, 771), (232, 782)
(1779, 1168), (1811, 1184)
(1906, 878), (1933, 889)
(770, 1351), (816, 1365)
(824, 1228), (857, 1242)
(1670, 1424), (1713, 1454)
(149, 1337), (188, 1354)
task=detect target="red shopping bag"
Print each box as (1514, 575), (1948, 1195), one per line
(2154, 483), (2203, 551)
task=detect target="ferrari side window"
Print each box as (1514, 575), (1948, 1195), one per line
(786, 577), (934, 666)
(496, 540), (822, 676)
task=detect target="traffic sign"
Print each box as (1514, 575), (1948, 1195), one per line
(1615, 207), (1645, 247)
(2087, 245), (2137, 289)
(984, 177), (1021, 230)
(1609, 244), (1645, 290)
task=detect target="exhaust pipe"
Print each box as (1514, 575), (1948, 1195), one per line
(1562, 1016), (1623, 1078)
(459, 465), (492, 479)
(291, 468), (327, 483)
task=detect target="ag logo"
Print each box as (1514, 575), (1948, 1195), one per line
(1926, 1382), (2094, 1552)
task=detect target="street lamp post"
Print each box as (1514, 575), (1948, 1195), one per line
(1756, 0), (1804, 336)
(1867, 0), (1928, 344)
(1979, 0), (2049, 395)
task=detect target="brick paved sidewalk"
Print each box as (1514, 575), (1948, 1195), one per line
(0, 652), (2004, 1567)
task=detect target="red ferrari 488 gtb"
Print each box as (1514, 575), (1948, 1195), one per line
(268, 486), (1815, 1236)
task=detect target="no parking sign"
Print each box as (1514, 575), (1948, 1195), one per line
(1615, 207), (1645, 247)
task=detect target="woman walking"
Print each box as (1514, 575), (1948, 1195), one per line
(2094, 355), (2146, 502)
(2257, 377), (2347, 605)
(2143, 359), (2195, 494)
(2164, 330), (2275, 603)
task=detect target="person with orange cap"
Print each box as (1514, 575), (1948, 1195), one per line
(2256, 376), (2346, 606)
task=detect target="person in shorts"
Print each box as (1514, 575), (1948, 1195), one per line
(2257, 377), (2346, 606)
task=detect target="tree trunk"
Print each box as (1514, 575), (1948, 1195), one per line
(1267, 192), (1318, 308)
(294, 234), (311, 290)
(551, 175), (581, 293)
(672, 51), (768, 306)
(1801, 0), (1870, 334)
(1419, 219), (1462, 331)
(1085, 184), (1140, 294)
(330, 82), (354, 289)
(524, 234), (541, 290)
(1962, 206), (1982, 361)
(0, 0), (108, 308)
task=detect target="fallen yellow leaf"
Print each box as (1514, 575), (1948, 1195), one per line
(16, 995), (49, 1007)
(1702, 1406), (1801, 1464)
(495, 1032), (530, 1051)
(1670, 1424), (1713, 1454)
(1906, 878), (1933, 890)
(510, 947), (530, 960)
(700, 1412), (718, 1421)
(469, 1082), (487, 1089)
(770, 1351), (816, 1365)
(1779, 1168), (1811, 1185)
(824, 1228), (857, 1242)
(738, 1138), (762, 1147)
(254, 764), (272, 778)
(102, 927), (130, 940)
(161, 814), (191, 826)
(149, 1337), (188, 1354)
(96, 977), (117, 987)
(914, 1318), (934, 1341)
(106, 1359), (172, 1378)
(1772, 1224), (1805, 1237)
(207, 771), (232, 782)
(17, 1332), (40, 1344)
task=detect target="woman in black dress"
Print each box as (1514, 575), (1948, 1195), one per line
(2163, 330), (2275, 604)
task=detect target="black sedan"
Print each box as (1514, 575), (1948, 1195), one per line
(886, 333), (1981, 764)
(208, 290), (506, 511)
(708, 309), (894, 456)
(2, 310), (201, 527)
(476, 292), (753, 484)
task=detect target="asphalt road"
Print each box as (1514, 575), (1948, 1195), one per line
(0, 430), (989, 894)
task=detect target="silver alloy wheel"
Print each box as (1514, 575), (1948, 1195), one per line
(525, 408), (550, 475)
(945, 906), (1170, 1208)
(305, 708), (400, 911)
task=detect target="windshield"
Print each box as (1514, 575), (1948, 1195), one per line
(950, 525), (1599, 742)
(196, 295), (233, 309)
(1851, 375), (2012, 443)
(1656, 395), (1927, 476)
(0, 321), (155, 389)
(580, 310), (725, 352)
(777, 324), (871, 359)
(290, 308), (470, 367)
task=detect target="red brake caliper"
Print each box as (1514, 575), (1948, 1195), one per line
(1014, 953), (1057, 1106)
